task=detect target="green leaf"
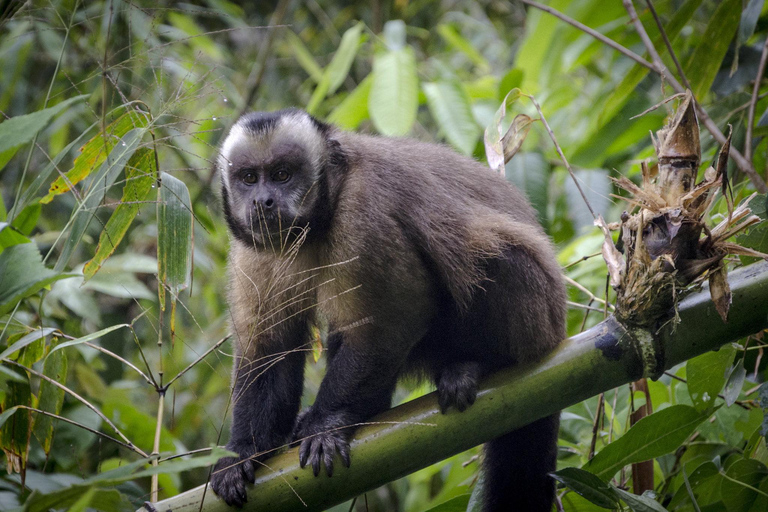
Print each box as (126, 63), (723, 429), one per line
(284, 31), (323, 82)
(0, 243), (75, 316)
(0, 406), (20, 429)
(585, 405), (710, 481)
(613, 489), (669, 512)
(720, 459), (768, 512)
(724, 362), (747, 407)
(306, 22), (363, 114)
(167, 12), (224, 61)
(423, 81), (480, 155)
(0, 328), (57, 360)
(46, 324), (130, 359)
(157, 172), (192, 309)
(0, 223), (30, 252)
(498, 69), (523, 101)
(0, 95), (88, 172)
(551, 467), (619, 508)
(54, 128), (145, 272)
(32, 345), (66, 454)
(24, 448), (232, 512)
(739, 0), (764, 44)
(505, 153), (549, 229)
(11, 203), (40, 236)
(40, 110), (149, 204)
(421, 495), (471, 512)
(328, 74), (372, 130)
(83, 147), (156, 280)
(683, 0), (741, 99)
(687, 346), (736, 411)
(369, 47), (418, 136)
(600, 0), (703, 127)
(0, 380), (31, 470)
(437, 24), (489, 71)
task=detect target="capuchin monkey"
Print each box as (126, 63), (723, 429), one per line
(210, 108), (566, 511)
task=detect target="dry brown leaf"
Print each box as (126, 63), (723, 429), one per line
(708, 265), (731, 322)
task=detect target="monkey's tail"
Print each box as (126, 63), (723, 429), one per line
(481, 413), (560, 512)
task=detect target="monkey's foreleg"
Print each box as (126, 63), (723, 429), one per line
(211, 348), (305, 507)
(292, 334), (402, 477)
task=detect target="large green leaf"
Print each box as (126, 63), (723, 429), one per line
(683, 0), (741, 99)
(436, 24), (489, 71)
(157, 171), (192, 308)
(306, 22), (363, 114)
(32, 344), (67, 454)
(613, 489), (669, 512)
(369, 48), (418, 136)
(551, 467), (619, 508)
(83, 147), (156, 279)
(585, 405), (710, 481)
(0, 95), (88, 172)
(0, 243), (74, 316)
(328, 74), (372, 130)
(423, 81), (480, 155)
(40, 110), (149, 204)
(687, 346), (736, 411)
(720, 459), (768, 512)
(54, 128), (145, 272)
(24, 448), (232, 512)
(599, 0), (703, 128)
(505, 152), (549, 229)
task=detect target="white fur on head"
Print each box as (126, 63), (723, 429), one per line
(218, 110), (326, 190)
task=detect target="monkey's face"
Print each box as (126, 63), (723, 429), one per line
(219, 111), (327, 248)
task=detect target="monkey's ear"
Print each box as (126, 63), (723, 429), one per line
(324, 137), (347, 175)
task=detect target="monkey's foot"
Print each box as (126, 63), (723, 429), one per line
(293, 409), (352, 477)
(437, 361), (481, 413)
(210, 451), (256, 508)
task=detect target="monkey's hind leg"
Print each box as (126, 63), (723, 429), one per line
(482, 413), (560, 512)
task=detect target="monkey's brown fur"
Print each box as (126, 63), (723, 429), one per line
(212, 109), (565, 511)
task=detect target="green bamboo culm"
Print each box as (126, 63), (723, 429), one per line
(144, 260), (768, 512)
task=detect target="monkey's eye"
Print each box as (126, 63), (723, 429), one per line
(242, 172), (257, 184)
(272, 169), (290, 182)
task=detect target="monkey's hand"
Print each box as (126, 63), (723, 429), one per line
(437, 361), (481, 414)
(292, 408), (352, 477)
(210, 445), (257, 508)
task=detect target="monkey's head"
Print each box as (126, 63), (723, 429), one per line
(218, 109), (342, 249)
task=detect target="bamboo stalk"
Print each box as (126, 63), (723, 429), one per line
(143, 261), (768, 512)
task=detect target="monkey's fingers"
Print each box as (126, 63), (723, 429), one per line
(322, 436), (338, 476)
(299, 439), (311, 469)
(339, 441), (351, 468)
(310, 440), (322, 476)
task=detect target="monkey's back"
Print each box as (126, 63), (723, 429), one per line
(332, 131), (565, 339)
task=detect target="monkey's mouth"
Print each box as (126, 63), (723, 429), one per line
(247, 212), (304, 240)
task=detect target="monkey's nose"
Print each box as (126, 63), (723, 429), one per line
(254, 198), (275, 210)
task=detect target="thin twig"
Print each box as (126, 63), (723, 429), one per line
(588, 393), (604, 459)
(163, 335), (231, 390)
(746, 37), (768, 165)
(563, 251), (602, 269)
(567, 301), (606, 313)
(2, 358), (146, 456)
(528, 95), (598, 220)
(645, 0), (692, 90)
(82, 341), (155, 387)
(663, 371), (753, 409)
(520, 1), (653, 70)
(17, 405), (136, 452)
(565, 276), (615, 309)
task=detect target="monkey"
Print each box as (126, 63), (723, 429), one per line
(209, 108), (566, 511)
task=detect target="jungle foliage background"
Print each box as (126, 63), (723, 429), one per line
(2, 0), (768, 511)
